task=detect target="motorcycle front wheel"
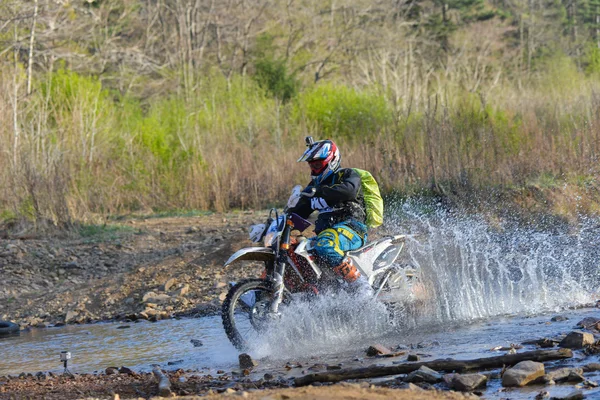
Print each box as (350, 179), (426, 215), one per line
(221, 279), (278, 351)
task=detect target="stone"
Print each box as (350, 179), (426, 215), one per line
(583, 363), (600, 372)
(118, 366), (135, 375)
(405, 366), (443, 384)
(190, 339), (203, 347)
(239, 353), (257, 370)
(550, 390), (584, 400)
(144, 292), (171, 304)
(264, 373), (274, 380)
(175, 284), (189, 296)
(407, 354), (420, 361)
(559, 331), (595, 349)
(64, 310), (78, 323)
(551, 315), (568, 322)
(451, 373), (487, 391)
(576, 317), (600, 328)
(545, 367), (584, 383)
(535, 391), (550, 399)
(105, 367), (119, 375)
(502, 361), (545, 387)
(163, 278), (176, 292)
(366, 344), (392, 356)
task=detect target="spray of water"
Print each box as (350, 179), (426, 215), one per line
(248, 287), (391, 358)
(245, 199), (600, 358)
(387, 199), (600, 323)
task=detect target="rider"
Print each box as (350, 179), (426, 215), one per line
(288, 137), (368, 283)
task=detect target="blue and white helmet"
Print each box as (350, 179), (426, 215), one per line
(297, 139), (341, 184)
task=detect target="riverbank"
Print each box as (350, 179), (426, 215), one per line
(2, 181), (600, 330)
(0, 211), (264, 329)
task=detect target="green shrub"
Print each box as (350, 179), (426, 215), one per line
(295, 84), (393, 139)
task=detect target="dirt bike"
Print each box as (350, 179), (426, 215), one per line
(221, 186), (422, 351)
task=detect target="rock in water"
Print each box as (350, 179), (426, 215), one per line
(366, 344), (392, 356)
(405, 366), (443, 384)
(239, 353), (257, 370)
(502, 361), (545, 387)
(559, 331), (595, 349)
(451, 374), (487, 391)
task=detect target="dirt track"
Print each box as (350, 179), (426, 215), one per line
(0, 211), (265, 328)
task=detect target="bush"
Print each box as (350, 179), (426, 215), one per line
(295, 84), (393, 139)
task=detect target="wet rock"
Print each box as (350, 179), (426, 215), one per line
(366, 344), (392, 356)
(263, 373), (274, 380)
(307, 364), (327, 372)
(450, 373), (487, 391)
(583, 379), (599, 388)
(239, 353), (257, 370)
(405, 366), (443, 384)
(407, 354), (420, 361)
(567, 371), (585, 382)
(551, 315), (569, 322)
(116, 325), (130, 329)
(559, 331), (594, 349)
(536, 391), (550, 399)
(35, 371), (47, 381)
(502, 361), (545, 387)
(105, 367), (118, 375)
(545, 367), (584, 383)
(550, 390), (584, 400)
(118, 366), (135, 375)
(576, 317), (600, 328)
(190, 339), (203, 347)
(167, 360), (183, 366)
(583, 363), (600, 372)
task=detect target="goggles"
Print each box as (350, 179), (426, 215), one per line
(308, 159), (328, 175)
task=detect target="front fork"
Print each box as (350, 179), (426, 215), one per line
(269, 217), (293, 314)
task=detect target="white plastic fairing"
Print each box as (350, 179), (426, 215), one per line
(287, 185), (303, 209)
(249, 223), (267, 243)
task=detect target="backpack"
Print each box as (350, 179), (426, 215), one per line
(353, 168), (384, 228)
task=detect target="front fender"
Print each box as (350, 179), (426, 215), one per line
(224, 247), (275, 267)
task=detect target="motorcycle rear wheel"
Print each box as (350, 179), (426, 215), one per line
(221, 279), (276, 351)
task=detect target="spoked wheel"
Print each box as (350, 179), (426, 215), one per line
(221, 279), (279, 351)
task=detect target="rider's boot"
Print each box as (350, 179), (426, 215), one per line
(333, 260), (361, 282)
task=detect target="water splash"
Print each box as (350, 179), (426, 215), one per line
(387, 199), (600, 323)
(249, 287), (391, 358)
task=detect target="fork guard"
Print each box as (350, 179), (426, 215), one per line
(224, 247), (275, 267)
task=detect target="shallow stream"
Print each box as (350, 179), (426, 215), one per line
(2, 202), (600, 399)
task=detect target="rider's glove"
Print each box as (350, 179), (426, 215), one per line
(301, 187), (317, 198)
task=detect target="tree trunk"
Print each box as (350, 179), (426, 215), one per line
(295, 348), (573, 386)
(26, 0), (38, 96)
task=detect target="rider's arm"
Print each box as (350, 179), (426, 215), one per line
(316, 169), (361, 205)
(288, 185), (314, 219)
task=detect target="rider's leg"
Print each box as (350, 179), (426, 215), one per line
(312, 221), (367, 282)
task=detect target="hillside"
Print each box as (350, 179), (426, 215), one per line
(1, 0), (599, 222)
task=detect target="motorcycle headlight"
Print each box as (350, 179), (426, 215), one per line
(263, 230), (278, 247)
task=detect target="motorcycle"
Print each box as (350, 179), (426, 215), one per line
(221, 186), (422, 351)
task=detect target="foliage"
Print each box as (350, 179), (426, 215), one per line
(296, 84), (393, 139)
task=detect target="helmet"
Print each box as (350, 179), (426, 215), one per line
(297, 139), (341, 184)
